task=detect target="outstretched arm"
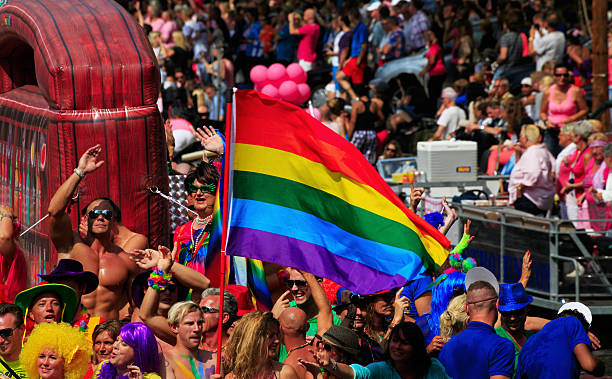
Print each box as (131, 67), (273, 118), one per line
(48, 145), (104, 253)
(0, 205), (15, 259)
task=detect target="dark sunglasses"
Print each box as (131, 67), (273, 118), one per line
(285, 279), (308, 288)
(0, 328), (15, 339)
(202, 306), (219, 313)
(315, 339), (333, 352)
(187, 182), (217, 194)
(554, 73), (571, 78)
(88, 209), (113, 220)
(385, 148), (397, 152)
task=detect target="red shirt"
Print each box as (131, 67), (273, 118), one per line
(0, 245), (27, 302)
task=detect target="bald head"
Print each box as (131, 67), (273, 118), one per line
(279, 308), (308, 336)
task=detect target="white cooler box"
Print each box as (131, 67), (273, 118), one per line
(417, 141), (477, 182)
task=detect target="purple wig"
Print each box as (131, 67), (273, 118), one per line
(97, 322), (160, 379)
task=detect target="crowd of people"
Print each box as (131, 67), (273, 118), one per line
(2, 0), (612, 377)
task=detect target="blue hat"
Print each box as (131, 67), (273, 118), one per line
(498, 283), (532, 312)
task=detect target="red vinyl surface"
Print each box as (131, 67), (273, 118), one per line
(0, 0), (168, 283)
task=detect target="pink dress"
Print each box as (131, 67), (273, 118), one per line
(548, 84), (578, 127)
(568, 147), (591, 198)
(586, 163), (612, 231)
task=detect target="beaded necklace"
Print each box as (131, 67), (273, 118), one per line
(286, 341), (311, 355)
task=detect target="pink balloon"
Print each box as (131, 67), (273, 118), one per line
(286, 63), (306, 84)
(250, 65), (268, 84)
(279, 80), (299, 103)
(261, 84), (279, 99)
(267, 63), (287, 85)
(296, 83), (311, 104)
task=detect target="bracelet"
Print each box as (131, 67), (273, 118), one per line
(147, 268), (173, 291)
(73, 168), (85, 178)
(388, 322), (398, 329)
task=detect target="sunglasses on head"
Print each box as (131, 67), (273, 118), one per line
(187, 182), (217, 194)
(202, 305), (219, 313)
(285, 279), (308, 288)
(88, 209), (113, 220)
(0, 328), (15, 339)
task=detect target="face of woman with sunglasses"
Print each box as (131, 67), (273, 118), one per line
(188, 179), (217, 216)
(554, 67), (570, 87)
(372, 295), (394, 317)
(86, 199), (115, 235)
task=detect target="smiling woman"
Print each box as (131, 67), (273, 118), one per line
(19, 322), (90, 379)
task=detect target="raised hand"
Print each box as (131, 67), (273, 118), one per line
(193, 125), (224, 155)
(409, 183), (424, 212)
(464, 220), (476, 244)
(157, 244), (175, 272)
(392, 287), (411, 324)
(77, 145), (104, 174)
(128, 249), (160, 270)
(271, 290), (292, 319)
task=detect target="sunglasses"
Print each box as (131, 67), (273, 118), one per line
(554, 73), (571, 78)
(88, 209), (113, 220)
(187, 182), (217, 194)
(285, 279), (308, 288)
(386, 148), (397, 152)
(0, 328), (15, 339)
(315, 338), (333, 352)
(202, 306), (219, 313)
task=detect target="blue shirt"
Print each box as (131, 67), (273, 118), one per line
(517, 317), (590, 379)
(439, 321), (515, 379)
(276, 24), (295, 62)
(351, 22), (368, 58)
(400, 276), (433, 319)
(351, 359), (450, 379)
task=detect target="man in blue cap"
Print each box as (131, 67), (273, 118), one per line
(495, 283), (536, 376)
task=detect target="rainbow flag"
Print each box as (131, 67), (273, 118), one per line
(207, 128), (272, 309)
(225, 90), (451, 294)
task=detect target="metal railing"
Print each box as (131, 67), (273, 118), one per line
(454, 203), (612, 315)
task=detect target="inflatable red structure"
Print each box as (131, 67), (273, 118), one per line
(0, 0), (168, 284)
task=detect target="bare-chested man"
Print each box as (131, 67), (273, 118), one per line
(164, 302), (220, 379)
(48, 145), (138, 320)
(280, 308), (315, 379)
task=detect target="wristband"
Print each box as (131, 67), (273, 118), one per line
(388, 322), (398, 329)
(147, 268), (173, 291)
(450, 233), (472, 255)
(74, 168), (85, 178)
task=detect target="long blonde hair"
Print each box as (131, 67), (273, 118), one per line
(223, 311), (279, 379)
(439, 294), (468, 339)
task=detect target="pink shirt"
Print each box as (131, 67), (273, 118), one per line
(0, 246), (27, 302)
(509, 143), (556, 210)
(160, 20), (178, 48)
(426, 42), (446, 77)
(297, 23), (320, 63)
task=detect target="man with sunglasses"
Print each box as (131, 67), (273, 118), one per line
(198, 287), (238, 352)
(0, 303), (27, 378)
(439, 267), (514, 379)
(48, 145), (139, 320)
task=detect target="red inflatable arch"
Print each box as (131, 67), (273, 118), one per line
(0, 0), (168, 284)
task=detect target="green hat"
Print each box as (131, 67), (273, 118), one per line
(15, 283), (78, 323)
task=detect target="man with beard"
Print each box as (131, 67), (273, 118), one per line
(164, 302), (220, 379)
(48, 145), (138, 320)
(339, 292), (384, 364)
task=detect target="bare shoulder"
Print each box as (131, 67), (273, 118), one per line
(121, 232), (148, 252)
(279, 362), (298, 378)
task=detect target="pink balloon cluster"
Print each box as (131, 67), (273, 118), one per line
(250, 63), (311, 105)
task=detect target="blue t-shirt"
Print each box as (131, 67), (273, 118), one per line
(517, 317), (590, 379)
(351, 358), (450, 379)
(276, 24), (295, 62)
(439, 321), (515, 379)
(351, 22), (368, 58)
(400, 276), (433, 319)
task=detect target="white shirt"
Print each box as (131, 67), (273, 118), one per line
(437, 105), (466, 140)
(555, 142), (577, 176)
(331, 31), (344, 67)
(533, 30), (565, 70)
(597, 169), (612, 203)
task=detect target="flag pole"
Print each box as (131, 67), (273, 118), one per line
(215, 91), (234, 374)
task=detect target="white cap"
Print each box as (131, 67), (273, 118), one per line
(465, 267), (500, 295)
(391, 0), (403, 6)
(521, 77), (533, 86)
(366, 1), (382, 11)
(558, 302), (593, 327)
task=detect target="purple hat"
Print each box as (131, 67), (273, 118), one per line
(39, 259), (99, 294)
(499, 283), (532, 312)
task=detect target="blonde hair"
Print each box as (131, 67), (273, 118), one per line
(439, 294), (468, 339)
(167, 301), (202, 328)
(538, 75), (555, 91)
(172, 31), (188, 50)
(148, 31), (161, 47)
(20, 323), (90, 379)
(521, 124), (541, 143)
(223, 311), (279, 379)
(588, 119), (604, 133)
(588, 132), (607, 143)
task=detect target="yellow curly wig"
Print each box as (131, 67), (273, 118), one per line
(20, 322), (91, 379)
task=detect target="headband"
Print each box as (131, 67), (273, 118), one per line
(589, 140), (607, 148)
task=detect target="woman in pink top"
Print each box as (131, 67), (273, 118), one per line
(540, 63), (588, 155)
(0, 204), (27, 302)
(560, 121), (593, 225)
(419, 31), (446, 101)
(579, 136), (611, 231)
